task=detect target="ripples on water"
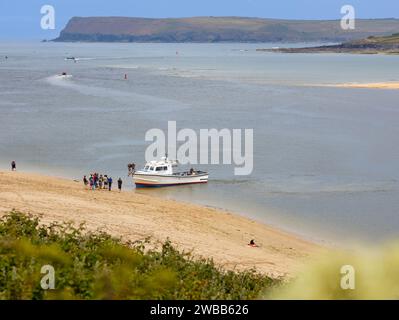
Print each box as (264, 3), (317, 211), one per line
(1, 42), (399, 244)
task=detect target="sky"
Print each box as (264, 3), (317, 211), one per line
(1, 0), (399, 39)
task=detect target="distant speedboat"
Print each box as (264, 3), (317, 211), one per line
(58, 72), (72, 79)
(132, 157), (208, 188)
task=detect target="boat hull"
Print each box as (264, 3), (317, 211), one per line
(133, 173), (208, 188)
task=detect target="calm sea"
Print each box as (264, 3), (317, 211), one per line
(1, 42), (399, 245)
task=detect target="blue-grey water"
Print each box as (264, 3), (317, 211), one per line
(1, 42), (399, 245)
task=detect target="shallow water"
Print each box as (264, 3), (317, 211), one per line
(1, 42), (399, 244)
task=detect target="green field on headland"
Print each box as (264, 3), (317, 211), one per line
(54, 17), (399, 43)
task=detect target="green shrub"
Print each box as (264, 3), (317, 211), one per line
(0, 211), (278, 300)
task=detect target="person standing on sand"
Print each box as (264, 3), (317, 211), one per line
(93, 173), (98, 188)
(83, 175), (88, 187)
(108, 176), (113, 191)
(117, 178), (123, 192)
(89, 175), (95, 190)
(99, 174), (103, 189)
(11, 161), (16, 171)
(104, 175), (108, 189)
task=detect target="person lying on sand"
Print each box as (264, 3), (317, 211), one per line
(248, 239), (259, 248)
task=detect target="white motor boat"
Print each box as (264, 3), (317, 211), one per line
(132, 157), (208, 187)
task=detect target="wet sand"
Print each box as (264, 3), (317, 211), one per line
(323, 82), (399, 90)
(0, 170), (322, 277)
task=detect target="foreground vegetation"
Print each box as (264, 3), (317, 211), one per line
(0, 211), (279, 300)
(268, 242), (399, 300)
(4, 210), (398, 300)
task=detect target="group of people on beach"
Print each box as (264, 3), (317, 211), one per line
(10, 160), (259, 249)
(83, 173), (123, 192)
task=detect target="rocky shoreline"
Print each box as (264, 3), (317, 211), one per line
(257, 34), (399, 55)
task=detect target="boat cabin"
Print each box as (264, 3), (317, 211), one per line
(139, 158), (178, 175)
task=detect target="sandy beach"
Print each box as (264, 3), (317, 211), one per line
(323, 82), (399, 90)
(0, 170), (321, 277)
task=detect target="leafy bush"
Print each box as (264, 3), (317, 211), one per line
(0, 211), (278, 300)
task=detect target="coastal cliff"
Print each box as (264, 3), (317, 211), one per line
(54, 16), (399, 43)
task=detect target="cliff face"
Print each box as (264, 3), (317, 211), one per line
(55, 17), (399, 43)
